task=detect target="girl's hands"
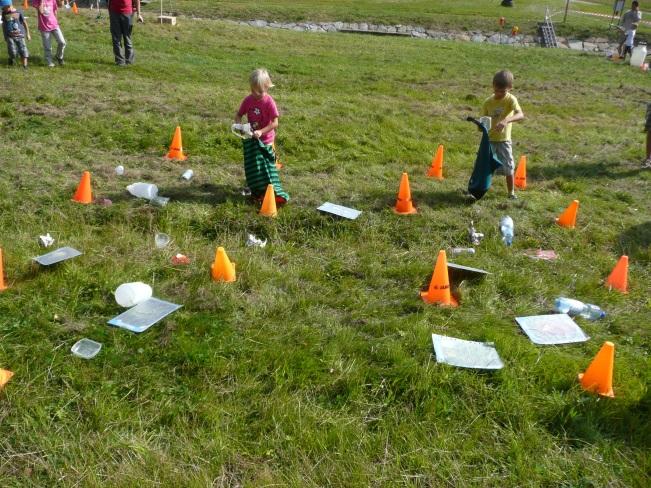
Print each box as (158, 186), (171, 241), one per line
(253, 130), (263, 139)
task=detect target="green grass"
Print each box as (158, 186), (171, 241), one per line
(159, 0), (650, 40)
(1, 10), (650, 487)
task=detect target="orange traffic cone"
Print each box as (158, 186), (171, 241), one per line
(394, 172), (417, 215)
(579, 342), (615, 397)
(72, 2), (79, 14)
(605, 255), (628, 293)
(0, 368), (13, 388)
(22, 0), (28, 9)
(165, 126), (188, 161)
(273, 142), (283, 169)
(514, 155), (527, 189)
(421, 250), (458, 307)
(0, 248), (8, 292)
(556, 199), (579, 228)
(260, 184), (278, 217)
(211, 247), (236, 282)
(427, 145), (444, 179)
(72, 171), (93, 204)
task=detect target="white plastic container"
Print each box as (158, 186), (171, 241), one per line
(71, 338), (102, 359)
(181, 169), (194, 180)
(115, 165), (125, 176)
(231, 123), (253, 139)
(114, 282), (153, 308)
(630, 43), (647, 67)
(154, 233), (171, 249)
(127, 182), (158, 200)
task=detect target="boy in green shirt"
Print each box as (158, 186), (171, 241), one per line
(480, 70), (525, 198)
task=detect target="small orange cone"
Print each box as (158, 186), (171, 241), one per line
(605, 255), (628, 293)
(165, 126), (188, 161)
(0, 248), (8, 292)
(22, 0), (28, 9)
(273, 142), (283, 169)
(72, 1), (79, 14)
(556, 199), (579, 228)
(394, 172), (417, 215)
(579, 342), (615, 397)
(211, 247), (236, 282)
(0, 368), (13, 388)
(514, 155), (527, 189)
(72, 171), (93, 204)
(260, 184), (278, 217)
(421, 250), (458, 307)
(427, 145), (444, 179)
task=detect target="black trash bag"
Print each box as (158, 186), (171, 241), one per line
(466, 117), (503, 200)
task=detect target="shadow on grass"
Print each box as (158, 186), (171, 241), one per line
(413, 189), (477, 209)
(544, 390), (651, 449)
(619, 221), (651, 264)
(366, 188), (475, 212)
(158, 183), (243, 205)
(528, 161), (642, 180)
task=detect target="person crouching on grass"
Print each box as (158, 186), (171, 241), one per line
(1, 0), (31, 69)
(235, 68), (289, 204)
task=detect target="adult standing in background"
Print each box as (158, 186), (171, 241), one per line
(618, 1), (642, 58)
(108, 0), (143, 66)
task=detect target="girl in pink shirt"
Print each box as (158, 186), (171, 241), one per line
(235, 69), (289, 203)
(32, 0), (65, 67)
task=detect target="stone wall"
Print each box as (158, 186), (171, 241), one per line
(226, 19), (621, 54)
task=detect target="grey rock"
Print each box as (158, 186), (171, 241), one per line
(471, 34), (486, 43)
(568, 40), (583, 50)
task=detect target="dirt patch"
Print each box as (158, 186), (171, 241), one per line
(19, 104), (66, 118)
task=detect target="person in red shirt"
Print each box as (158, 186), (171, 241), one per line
(107, 0), (142, 66)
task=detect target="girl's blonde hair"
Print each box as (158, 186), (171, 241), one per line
(250, 68), (274, 91)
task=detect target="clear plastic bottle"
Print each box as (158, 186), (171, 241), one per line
(450, 247), (475, 256)
(554, 297), (606, 320)
(127, 182), (158, 200)
(499, 216), (514, 246)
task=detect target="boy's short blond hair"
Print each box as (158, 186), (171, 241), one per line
(250, 68), (274, 91)
(493, 70), (514, 89)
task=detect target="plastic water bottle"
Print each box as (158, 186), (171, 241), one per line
(499, 216), (514, 246)
(554, 297), (606, 320)
(127, 182), (158, 200)
(450, 247), (475, 256)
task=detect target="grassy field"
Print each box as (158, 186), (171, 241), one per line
(0, 8), (650, 487)
(158, 0), (650, 40)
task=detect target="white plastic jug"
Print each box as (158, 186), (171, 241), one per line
(114, 282), (153, 308)
(630, 44), (647, 67)
(127, 182), (158, 199)
(231, 123), (253, 139)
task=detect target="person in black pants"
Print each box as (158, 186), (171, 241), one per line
(107, 0), (143, 66)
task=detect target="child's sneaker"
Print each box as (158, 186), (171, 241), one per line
(56, 57), (64, 66)
(47, 62), (55, 68)
(508, 193), (518, 200)
(642, 158), (651, 169)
